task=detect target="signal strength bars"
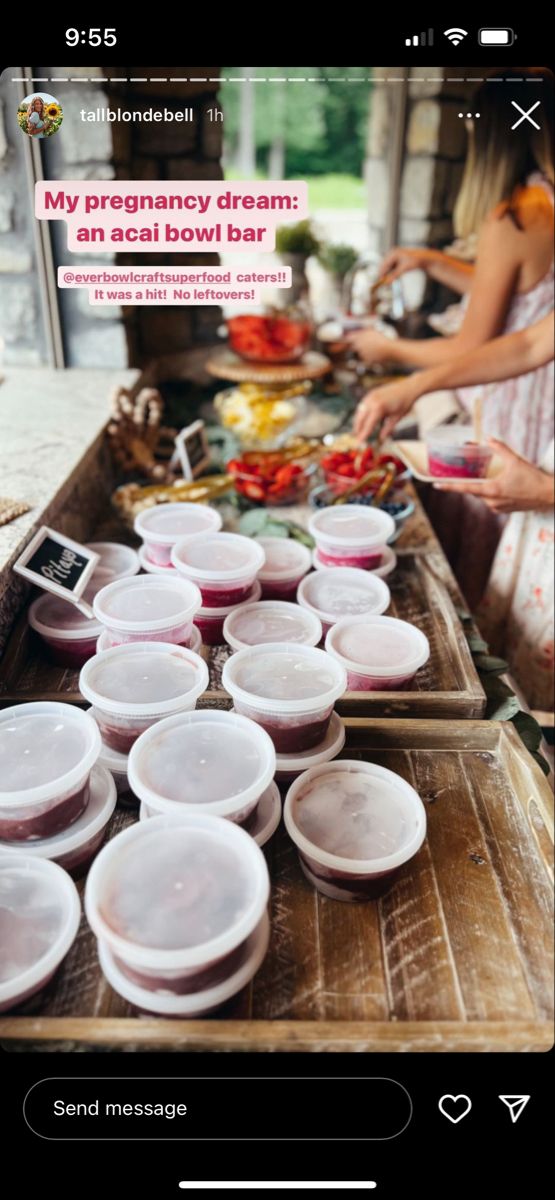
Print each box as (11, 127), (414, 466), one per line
(405, 29), (434, 46)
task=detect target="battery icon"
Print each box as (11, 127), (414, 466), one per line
(479, 27), (516, 45)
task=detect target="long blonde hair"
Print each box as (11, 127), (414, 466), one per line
(26, 96), (45, 131)
(454, 68), (554, 238)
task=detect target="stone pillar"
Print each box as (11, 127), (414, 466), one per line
(0, 74), (46, 365)
(108, 70), (223, 375)
(364, 67), (469, 308)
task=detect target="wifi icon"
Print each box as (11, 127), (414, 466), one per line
(444, 27), (468, 44)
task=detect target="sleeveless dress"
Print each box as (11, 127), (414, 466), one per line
(456, 173), (554, 465)
(476, 441), (554, 711)
(422, 174), (554, 609)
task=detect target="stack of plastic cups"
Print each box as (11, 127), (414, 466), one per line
(85, 812), (271, 1018)
(0, 702), (115, 877)
(172, 532), (266, 645)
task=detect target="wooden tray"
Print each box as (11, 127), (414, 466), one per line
(0, 555), (486, 719)
(0, 719), (552, 1052)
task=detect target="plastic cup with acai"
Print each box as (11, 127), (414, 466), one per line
(325, 614), (430, 691)
(93, 574), (201, 649)
(223, 599), (322, 652)
(308, 505), (395, 570)
(134, 502), (222, 568)
(85, 811), (270, 994)
(128, 708), (276, 827)
(97, 910), (270, 1016)
(139, 781), (281, 850)
(28, 590), (103, 668)
(0, 853), (81, 1012)
(79, 641), (209, 754)
(172, 532), (265, 607)
(222, 642), (347, 753)
(0, 765), (116, 878)
(426, 425), (493, 479)
(254, 536), (312, 601)
(297, 567), (390, 638)
(194, 580), (261, 646)
(274, 710), (346, 783)
(284, 759), (427, 901)
(0, 702), (101, 842)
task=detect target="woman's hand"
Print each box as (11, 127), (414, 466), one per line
(354, 377), (418, 443)
(346, 328), (398, 365)
(378, 246), (430, 281)
(433, 439), (555, 514)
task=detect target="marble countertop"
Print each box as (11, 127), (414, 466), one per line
(0, 367), (138, 580)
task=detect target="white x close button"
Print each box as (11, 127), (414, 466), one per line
(511, 100), (541, 130)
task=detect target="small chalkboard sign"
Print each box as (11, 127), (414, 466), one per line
(13, 527), (100, 613)
(174, 420), (211, 481)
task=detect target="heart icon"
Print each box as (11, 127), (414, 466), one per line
(438, 1094), (472, 1124)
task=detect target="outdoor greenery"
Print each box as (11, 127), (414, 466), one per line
(221, 67), (372, 184)
(275, 220), (320, 257)
(17, 100), (63, 136)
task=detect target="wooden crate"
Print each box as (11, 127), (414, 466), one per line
(1, 719), (552, 1052)
(0, 555), (485, 718)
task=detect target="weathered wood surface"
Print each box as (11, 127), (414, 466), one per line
(0, 554), (485, 718)
(1, 719), (552, 1052)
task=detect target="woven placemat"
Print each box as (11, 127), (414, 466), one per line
(0, 497), (32, 527)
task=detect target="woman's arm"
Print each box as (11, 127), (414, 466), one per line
(350, 213), (522, 371)
(379, 246), (475, 294)
(353, 313), (554, 442)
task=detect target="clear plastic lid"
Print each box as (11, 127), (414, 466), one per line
(0, 765), (116, 861)
(93, 575), (201, 634)
(325, 615), (430, 677)
(97, 910), (270, 1016)
(0, 853), (81, 1005)
(223, 600), (322, 652)
(127, 709), (275, 817)
(87, 709), (130, 773)
(297, 567), (390, 623)
(85, 812), (270, 969)
(86, 542), (140, 581)
(308, 505), (395, 549)
(284, 760), (427, 872)
(0, 703), (101, 808)
(275, 711), (346, 773)
(312, 545), (398, 579)
(255, 537), (312, 582)
(28, 589), (103, 642)
(134, 502), (222, 544)
(196, 579), (261, 619)
(222, 643), (346, 714)
(79, 642), (208, 717)
(172, 532), (265, 582)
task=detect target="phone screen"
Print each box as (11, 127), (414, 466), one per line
(0, 24), (553, 1197)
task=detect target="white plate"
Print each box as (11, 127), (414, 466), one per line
(395, 441), (503, 485)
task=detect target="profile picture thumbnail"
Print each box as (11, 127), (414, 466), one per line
(17, 92), (63, 139)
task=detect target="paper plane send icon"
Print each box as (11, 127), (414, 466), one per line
(499, 1096), (530, 1123)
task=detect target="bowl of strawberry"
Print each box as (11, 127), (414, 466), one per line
(320, 446), (408, 496)
(227, 453), (317, 507)
(227, 312), (312, 364)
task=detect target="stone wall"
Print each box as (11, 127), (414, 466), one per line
(107, 70), (223, 375)
(44, 66), (128, 368)
(0, 68), (223, 375)
(0, 72), (48, 365)
(365, 67), (469, 307)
